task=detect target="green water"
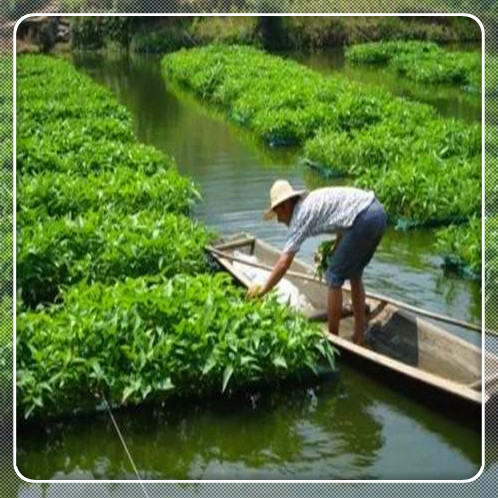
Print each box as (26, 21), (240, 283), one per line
(15, 49), (483, 481)
(17, 364), (480, 480)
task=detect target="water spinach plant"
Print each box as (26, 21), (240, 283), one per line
(346, 41), (481, 90)
(18, 209), (212, 308)
(17, 273), (335, 420)
(17, 54), (336, 420)
(163, 45), (481, 275)
(435, 217), (481, 278)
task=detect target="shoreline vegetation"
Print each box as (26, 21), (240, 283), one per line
(68, 16), (481, 54)
(16, 55), (336, 422)
(162, 45), (481, 277)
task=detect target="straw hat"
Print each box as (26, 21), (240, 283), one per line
(263, 180), (306, 220)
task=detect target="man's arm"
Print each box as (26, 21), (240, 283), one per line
(248, 251), (295, 298)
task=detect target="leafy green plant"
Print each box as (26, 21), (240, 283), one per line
(17, 54), (211, 310)
(346, 41), (481, 91)
(163, 45), (353, 146)
(16, 47), (337, 424)
(314, 240), (336, 279)
(355, 154), (480, 228)
(17, 135), (168, 176)
(18, 166), (199, 224)
(435, 217), (481, 278)
(18, 209), (213, 308)
(346, 41), (442, 65)
(391, 50), (481, 88)
(17, 273), (336, 420)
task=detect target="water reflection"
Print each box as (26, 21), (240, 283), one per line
(17, 359), (480, 480)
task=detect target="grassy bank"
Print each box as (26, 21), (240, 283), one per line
(68, 16), (481, 54)
(16, 54), (335, 421)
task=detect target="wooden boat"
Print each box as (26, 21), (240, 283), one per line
(211, 234), (497, 421)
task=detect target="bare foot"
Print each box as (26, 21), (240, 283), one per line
(352, 333), (364, 346)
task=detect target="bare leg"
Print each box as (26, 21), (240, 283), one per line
(350, 276), (365, 345)
(328, 287), (342, 336)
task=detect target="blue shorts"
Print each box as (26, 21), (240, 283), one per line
(325, 198), (387, 289)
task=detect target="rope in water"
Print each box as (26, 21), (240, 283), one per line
(101, 392), (150, 496)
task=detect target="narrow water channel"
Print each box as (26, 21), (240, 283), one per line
(16, 50), (482, 481)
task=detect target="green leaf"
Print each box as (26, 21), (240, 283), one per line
(122, 385), (136, 404)
(157, 377), (174, 391)
(222, 364), (234, 393)
(202, 358), (216, 375)
(272, 356), (288, 369)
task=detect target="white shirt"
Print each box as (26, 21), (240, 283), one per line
(282, 187), (375, 253)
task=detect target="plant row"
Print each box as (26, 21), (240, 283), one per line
(17, 55), (335, 420)
(17, 55), (207, 309)
(18, 166), (199, 224)
(346, 41), (481, 90)
(163, 45), (481, 274)
(304, 117), (481, 227)
(17, 273), (335, 420)
(163, 45), (425, 147)
(18, 209), (212, 308)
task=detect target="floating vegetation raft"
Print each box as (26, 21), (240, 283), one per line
(17, 55), (335, 420)
(18, 209), (211, 308)
(162, 45), (355, 146)
(17, 274), (335, 420)
(163, 45), (481, 273)
(346, 41), (441, 65)
(17, 55), (211, 309)
(435, 217), (481, 278)
(346, 41), (481, 90)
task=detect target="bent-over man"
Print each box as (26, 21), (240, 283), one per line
(248, 179), (387, 345)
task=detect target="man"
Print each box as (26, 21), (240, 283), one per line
(248, 179), (387, 345)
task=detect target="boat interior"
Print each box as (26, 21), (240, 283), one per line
(213, 235), (487, 393)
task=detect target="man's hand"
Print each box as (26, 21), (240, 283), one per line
(247, 252), (295, 300)
(247, 284), (263, 299)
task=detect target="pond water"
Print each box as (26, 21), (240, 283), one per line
(16, 49), (483, 481)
